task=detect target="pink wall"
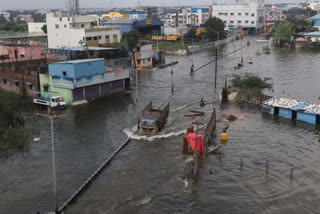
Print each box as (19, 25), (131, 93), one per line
(0, 45), (42, 59)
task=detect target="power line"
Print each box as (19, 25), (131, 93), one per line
(193, 45), (247, 73)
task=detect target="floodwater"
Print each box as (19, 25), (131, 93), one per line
(1, 36), (320, 214)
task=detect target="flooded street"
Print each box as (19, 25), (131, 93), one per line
(1, 36), (320, 214)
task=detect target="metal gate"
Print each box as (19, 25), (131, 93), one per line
(72, 88), (84, 101)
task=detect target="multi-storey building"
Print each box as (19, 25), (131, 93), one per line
(46, 12), (121, 49)
(212, 0), (265, 34)
(39, 58), (130, 104)
(161, 12), (186, 27)
(185, 7), (211, 26)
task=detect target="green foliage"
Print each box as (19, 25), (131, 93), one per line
(32, 13), (46, 22)
(231, 73), (273, 94)
(0, 89), (30, 154)
(151, 41), (207, 50)
(121, 29), (141, 53)
(0, 15), (27, 33)
(285, 7), (317, 18)
(204, 17), (228, 41)
(287, 16), (317, 34)
(263, 46), (271, 54)
(185, 28), (197, 40)
(273, 22), (293, 46)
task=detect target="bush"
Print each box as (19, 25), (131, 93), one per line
(0, 89), (30, 154)
(231, 73), (272, 94)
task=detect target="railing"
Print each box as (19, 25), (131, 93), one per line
(0, 55), (56, 64)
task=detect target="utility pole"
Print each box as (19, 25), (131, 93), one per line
(50, 114), (58, 213)
(135, 67), (139, 131)
(36, 95), (62, 213)
(214, 48), (218, 111)
(240, 37), (243, 63)
(214, 48), (218, 89)
(191, 39), (194, 67)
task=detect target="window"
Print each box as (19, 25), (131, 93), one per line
(230, 13), (234, 16)
(68, 17), (70, 21)
(64, 24), (67, 28)
(44, 85), (49, 91)
(60, 17), (62, 21)
(113, 34), (118, 39)
(238, 20), (241, 24)
(73, 24), (75, 28)
(224, 20), (227, 24)
(251, 21), (255, 24)
(98, 36), (101, 40)
(245, 13), (249, 16)
(86, 37), (92, 41)
(238, 13), (241, 16)
(55, 24), (59, 29)
(15, 80), (19, 87)
(3, 79), (7, 84)
(137, 60), (141, 65)
(230, 20), (234, 24)
(93, 36), (98, 40)
(106, 35), (110, 39)
(28, 83), (32, 90)
(63, 71), (67, 76)
(81, 24), (85, 28)
(148, 58), (151, 62)
(251, 13), (255, 17)
(245, 20), (249, 24)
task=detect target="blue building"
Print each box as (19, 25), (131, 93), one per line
(102, 19), (164, 36)
(262, 97), (320, 125)
(40, 58), (130, 104)
(310, 13), (320, 31)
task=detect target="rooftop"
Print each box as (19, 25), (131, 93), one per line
(304, 31), (320, 36)
(51, 46), (117, 51)
(263, 96), (320, 115)
(56, 58), (105, 64)
(310, 13), (320, 20)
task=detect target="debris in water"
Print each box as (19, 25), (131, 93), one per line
(136, 197), (152, 206)
(33, 138), (40, 142)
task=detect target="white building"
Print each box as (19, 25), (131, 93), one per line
(46, 12), (121, 49)
(0, 11), (10, 20)
(185, 7), (211, 26)
(161, 13), (186, 27)
(212, 0), (265, 34)
(28, 22), (46, 33)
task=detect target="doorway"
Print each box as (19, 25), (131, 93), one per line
(274, 107), (279, 116)
(292, 111), (297, 120)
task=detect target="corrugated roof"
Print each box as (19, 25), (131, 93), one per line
(263, 96), (320, 115)
(304, 31), (320, 36)
(310, 13), (320, 20)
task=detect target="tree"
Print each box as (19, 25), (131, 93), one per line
(287, 16), (317, 34)
(273, 22), (293, 47)
(121, 29), (141, 53)
(185, 28), (197, 40)
(32, 12), (46, 22)
(204, 17), (228, 41)
(41, 24), (47, 34)
(0, 89), (30, 154)
(231, 73), (272, 95)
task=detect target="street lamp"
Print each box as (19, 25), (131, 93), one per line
(36, 112), (58, 213)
